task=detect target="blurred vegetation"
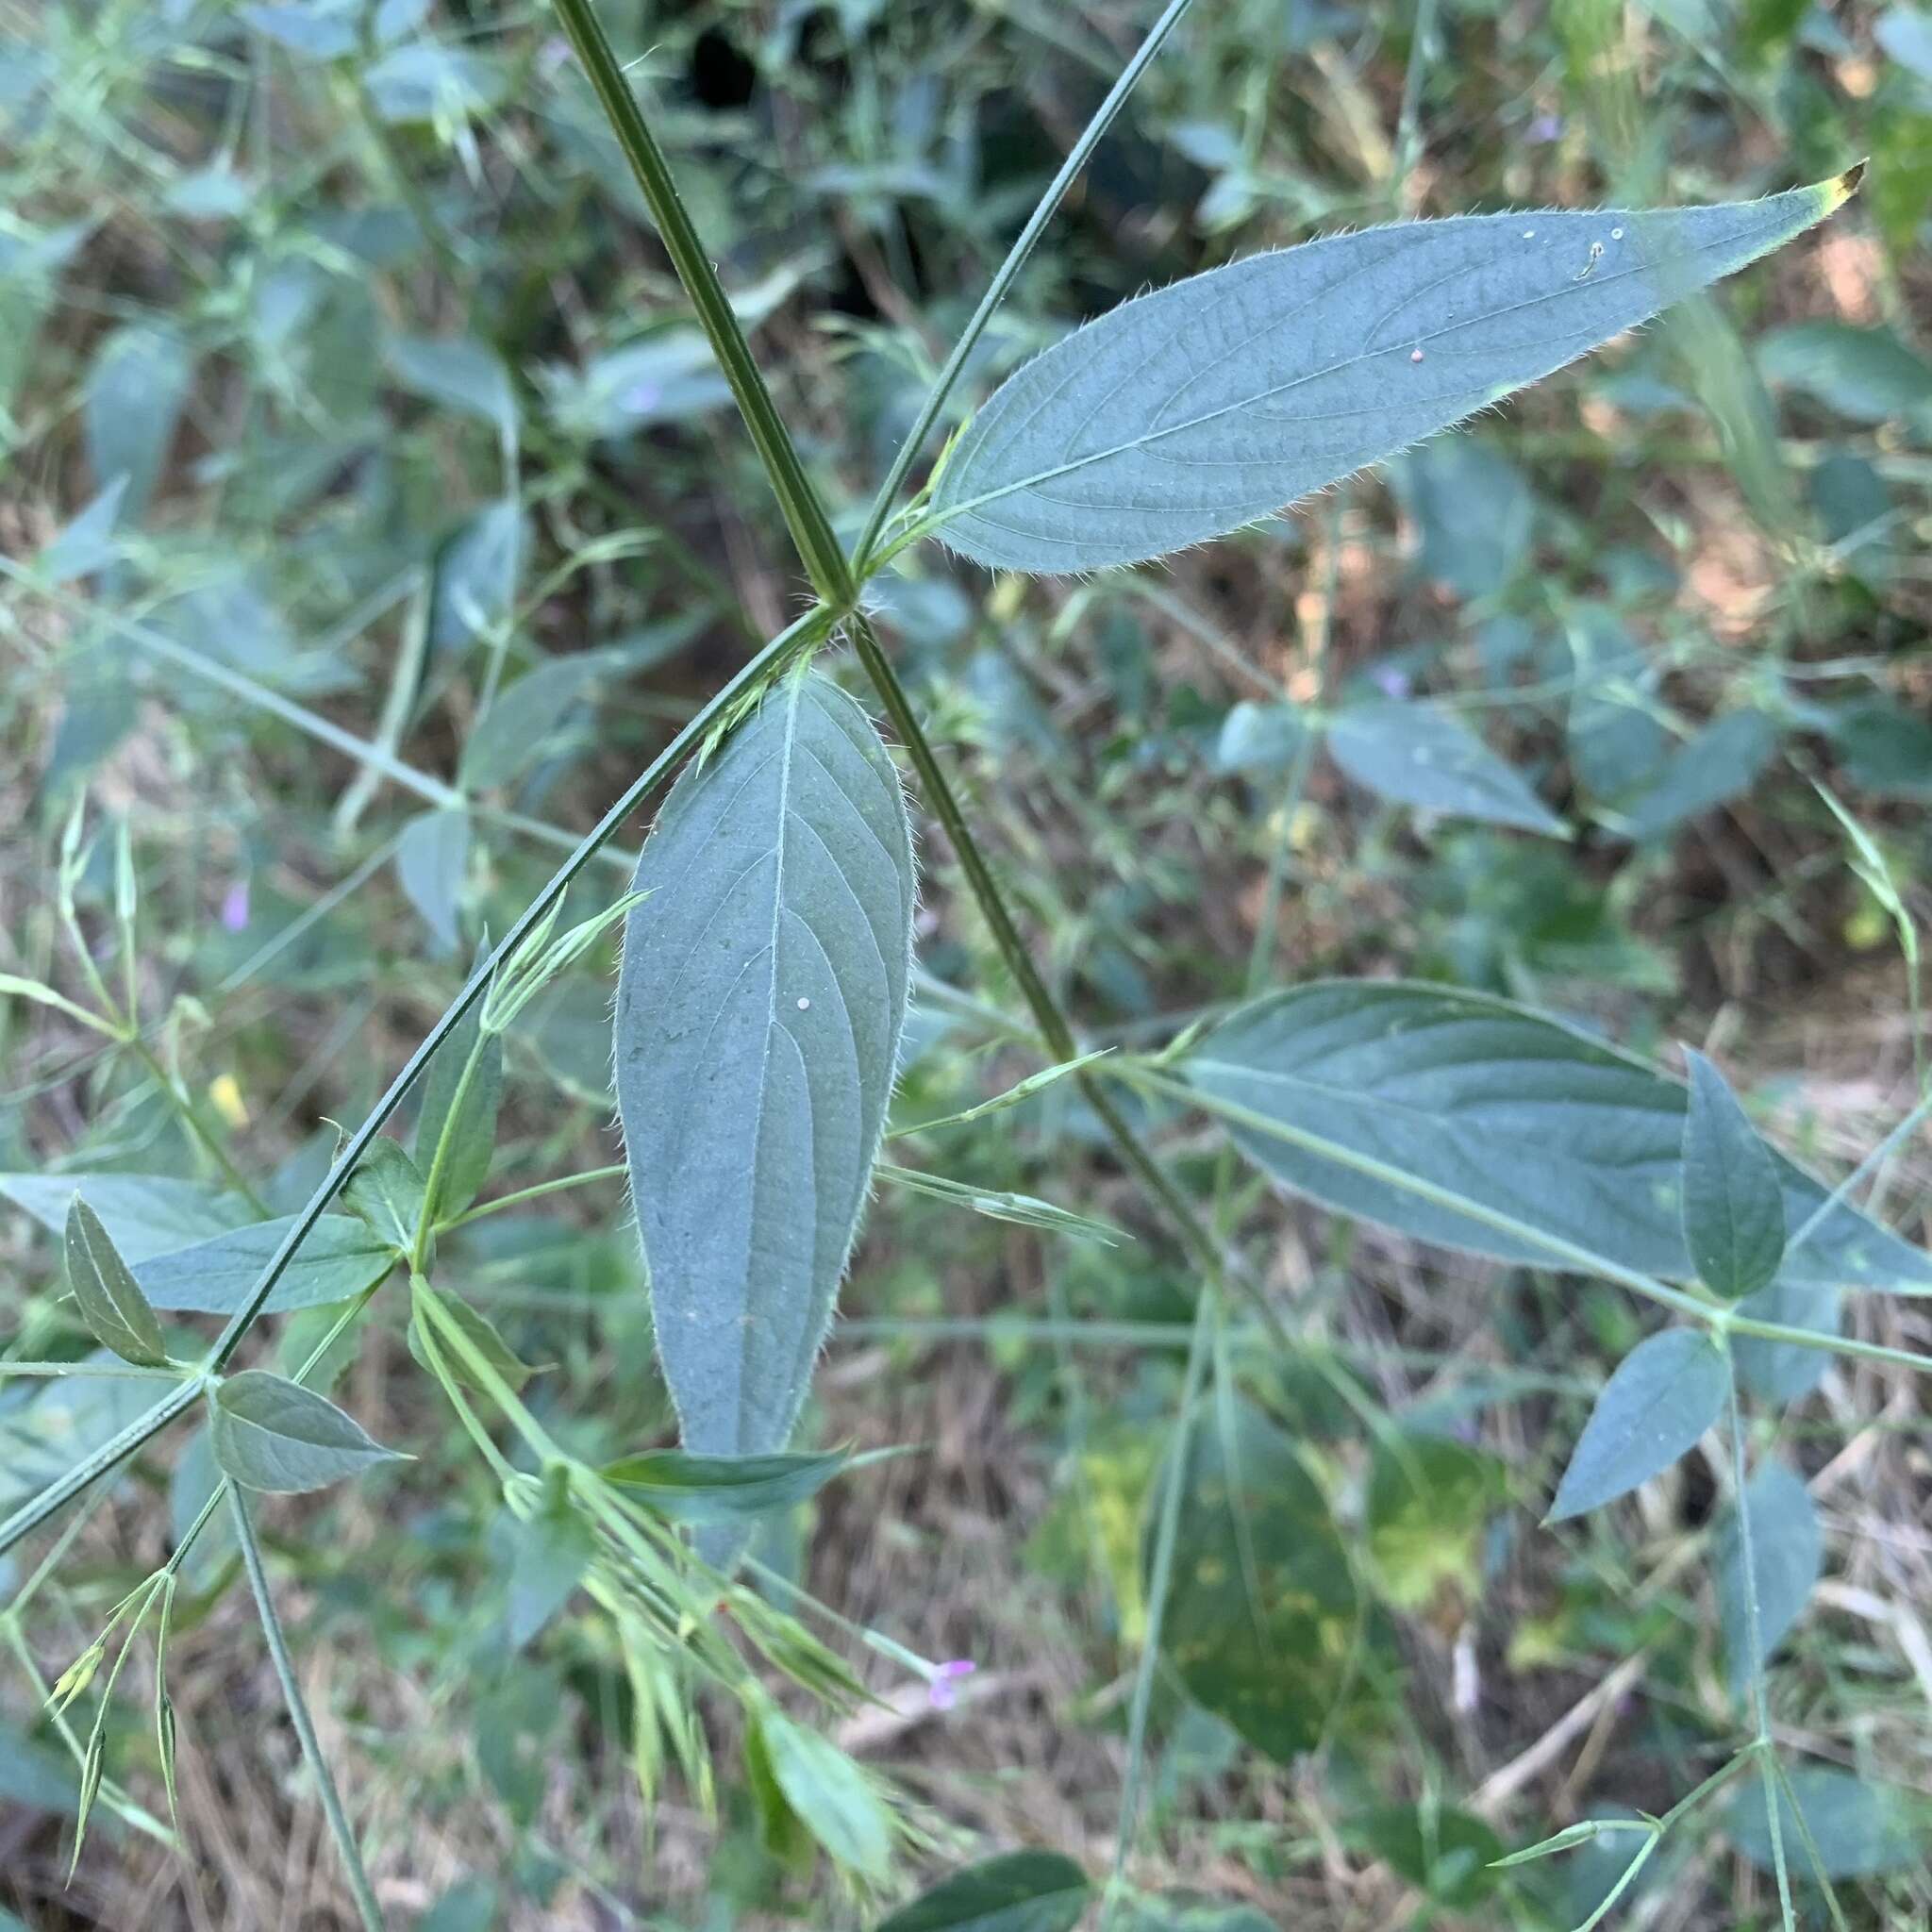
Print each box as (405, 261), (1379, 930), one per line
(2, 0), (1930, 1927)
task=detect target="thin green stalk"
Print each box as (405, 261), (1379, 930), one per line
(228, 1488), (385, 1932)
(441, 1161), (629, 1229)
(547, 0), (849, 603)
(852, 0), (1201, 566)
(1106, 1284), (1214, 1917)
(549, 0), (1252, 1316)
(1727, 1371), (1796, 1931)
(0, 608), (824, 1561)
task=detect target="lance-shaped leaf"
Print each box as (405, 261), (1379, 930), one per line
(615, 671), (915, 1457)
(64, 1196), (168, 1367)
(209, 1370), (407, 1492)
(1680, 1049), (1787, 1301)
(931, 172), (1859, 573)
(873, 1851), (1091, 1932)
(1179, 981), (1931, 1294)
(1548, 1327), (1728, 1521)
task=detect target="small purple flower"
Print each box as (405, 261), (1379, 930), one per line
(1373, 664), (1412, 699)
(221, 880), (251, 932)
(620, 380), (663, 418)
(927, 1659), (975, 1710)
(1527, 113), (1562, 144)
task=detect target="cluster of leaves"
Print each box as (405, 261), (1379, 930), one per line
(4, 0), (1931, 1929)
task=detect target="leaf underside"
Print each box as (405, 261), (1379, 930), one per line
(615, 671), (915, 1458)
(1182, 980), (1929, 1293)
(932, 175), (1855, 573)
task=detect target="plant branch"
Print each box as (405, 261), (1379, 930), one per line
(229, 1487), (385, 1932)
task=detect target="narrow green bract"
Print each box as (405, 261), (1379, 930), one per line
(932, 174), (1858, 573)
(614, 670), (915, 1457)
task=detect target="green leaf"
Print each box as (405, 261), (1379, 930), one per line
(601, 1447), (851, 1523)
(133, 1215), (398, 1314)
(0, 1724), (79, 1815)
(209, 1370), (407, 1492)
(1214, 701), (1309, 776)
(756, 1707), (897, 1881)
(1365, 1431), (1501, 1607)
(458, 652), (608, 791)
(431, 498), (524, 654)
(1758, 319), (1932, 430)
(1157, 1397), (1358, 1762)
(499, 1497), (593, 1650)
(341, 1136), (427, 1252)
(385, 333), (516, 439)
(414, 1008), (502, 1223)
(1178, 981), (1928, 1293)
(614, 671), (916, 1457)
(1325, 702), (1564, 835)
(395, 807), (471, 956)
(1615, 709), (1782, 841)
(1350, 1804), (1505, 1908)
(1680, 1050), (1787, 1301)
(63, 1196), (169, 1368)
(1732, 1275), (1839, 1403)
(873, 1851), (1091, 1932)
(1399, 439), (1534, 597)
(1714, 1458), (1821, 1690)
(84, 322), (192, 522)
(0, 1173), (252, 1260)
(930, 175), (1857, 573)
(408, 1284), (536, 1393)
(1548, 1328), (1727, 1521)
(1830, 698), (1932, 801)
(1729, 1765), (1923, 1879)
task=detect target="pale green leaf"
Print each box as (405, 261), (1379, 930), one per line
(1326, 702), (1565, 835)
(614, 671), (915, 1457)
(63, 1196), (168, 1367)
(1680, 1049), (1787, 1301)
(758, 1707), (897, 1881)
(932, 175), (1857, 573)
(1729, 1765), (1922, 1879)
(1714, 1458), (1821, 1690)
(209, 1370), (407, 1492)
(133, 1215), (398, 1314)
(1179, 981), (1929, 1293)
(395, 807), (471, 956)
(0, 1172), (252, 1262)
(1548, 1327), (1727, 1521)
(601, 1447), (851, 1523)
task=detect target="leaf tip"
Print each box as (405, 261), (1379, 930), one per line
(1824, 160), (1866, 211)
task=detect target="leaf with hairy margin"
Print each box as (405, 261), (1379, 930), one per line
(614, 670), (915, 1457)
(931, 173), (1860, 573)
(1180, 981), (1931, 1295)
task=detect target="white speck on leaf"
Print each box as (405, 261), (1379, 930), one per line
(1410, 348), (1424, 363)
(796, 997), (810, 1010)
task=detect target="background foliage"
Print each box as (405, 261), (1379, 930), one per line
(2, 0), (1930, 1927)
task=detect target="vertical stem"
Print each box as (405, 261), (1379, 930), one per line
(852, 0), (1202, 565)
(228, 1489), (385, 1932)
(1106, 1283), (1215, 1918)
(1726, 1369), (1796, 1930)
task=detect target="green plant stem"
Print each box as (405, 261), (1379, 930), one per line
(0, 608), (825, 1562)
(549, 0), (1250, 1317)
(852, 0), (1201, 567)
(548, 0), (848, 604)
(126, 1033), (269, 1215)
(1727, 1375), (1797, 1931)
(228, 1487), (385, 1932)
(1106, 1284), (1215, 1917)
